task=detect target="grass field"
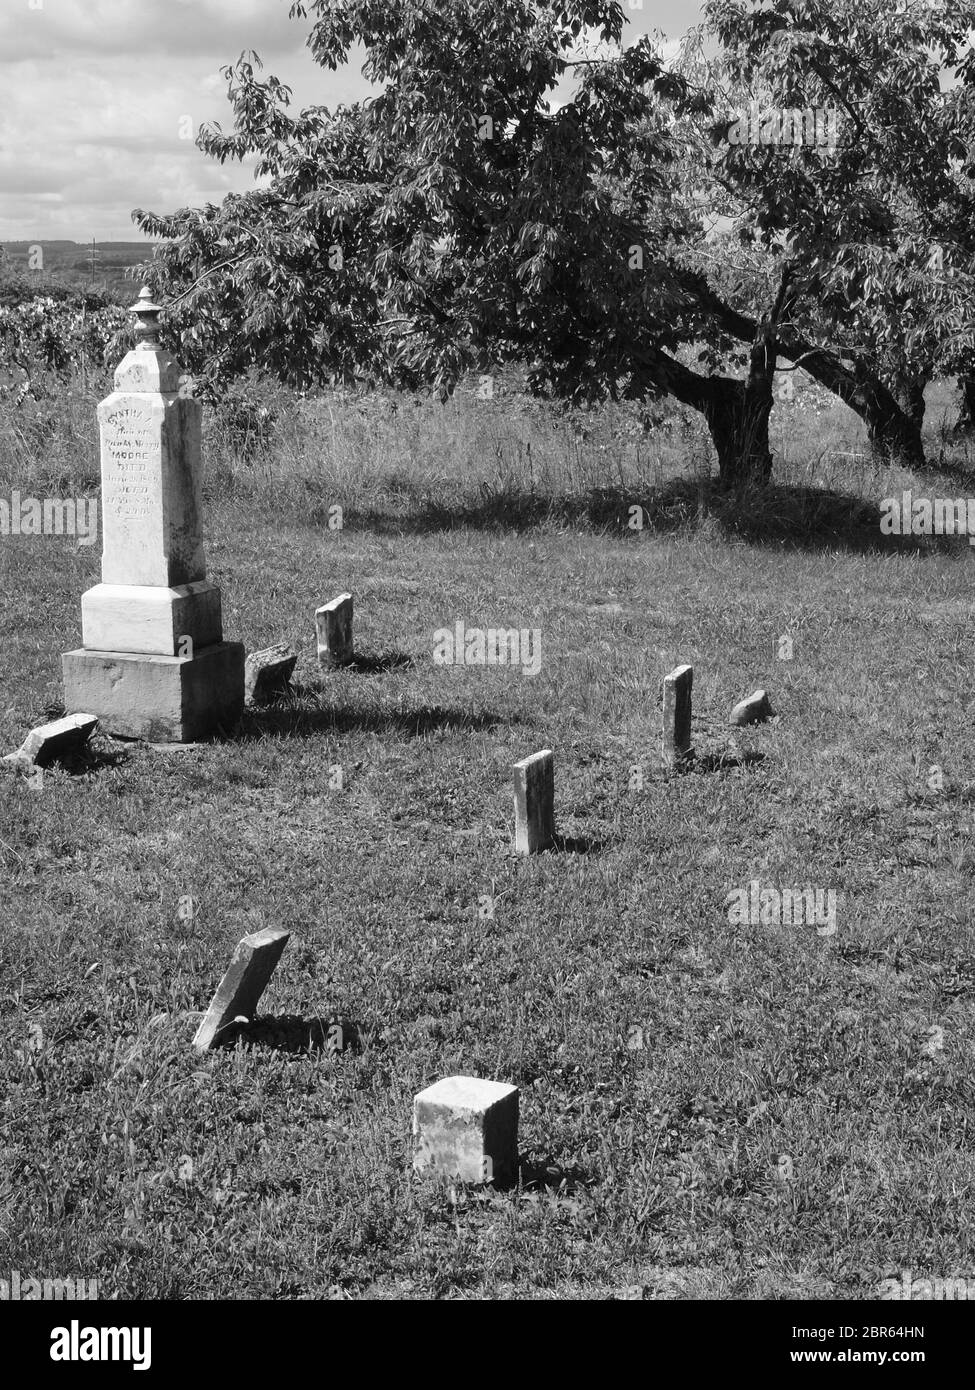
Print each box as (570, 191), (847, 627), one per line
(2, 372), (975, 1299)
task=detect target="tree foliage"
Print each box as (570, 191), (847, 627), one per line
(129, 0), (975, 477)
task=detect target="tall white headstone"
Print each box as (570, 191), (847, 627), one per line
(62, 289), (244, 741)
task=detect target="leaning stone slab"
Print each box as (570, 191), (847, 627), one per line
(192, 927), (291, 1052)
(413, 1075), (519, 1185)
(316, 594), (354, 667)
(730, 689), (774, 726)
(662, 664), (693, 767)
(244, 644), (297, 705)
(3, 713), (98, 768)
(512, 748), (555, 854)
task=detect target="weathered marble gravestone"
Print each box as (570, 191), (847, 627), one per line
(193, 927), (291, 1052)
(413, 1075), (519, 1185)
(62, 290), (244, 741)
(513, 748), (555, 854)
(316, 594), (354, 668)
(662, 664), (693, 767)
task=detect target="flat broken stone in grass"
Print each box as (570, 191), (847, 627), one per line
(244, 643), (297, 705)
(512, 748), (555, 854)
(413, 1075), (519, 1185)
(316, 594), (354, 667)
(3, 713), (98, 768)
(662, 664), (693, 768)
(192, 927), (291, 1052)
(729, 689), (774, 727)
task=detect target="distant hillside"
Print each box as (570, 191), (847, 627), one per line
(0, 240), (161, 300)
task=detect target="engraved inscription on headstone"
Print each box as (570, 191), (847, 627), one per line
(102, 401), (156, 525)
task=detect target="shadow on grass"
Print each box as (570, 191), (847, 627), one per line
(664, 747), (767, 776)
(1, 739), (130, 778)
(305, 652), (416, 678)
(692, 748), (768, 774)
(349, 479), (970, 556)
(551, 832), (607, 855)
(237, 702), (509, 740)
(350, 652), (416, 674)
(518, 1152), (596, 1194)
(213, 1014), (360, 1054)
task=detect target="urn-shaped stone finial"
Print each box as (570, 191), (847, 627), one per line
(129, 287), (162, 350)
(114, 287), (179, 393)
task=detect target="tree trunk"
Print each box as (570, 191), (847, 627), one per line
(785, 345), (926, 468)
(866, 398), (926, 467)
(892, 376), (927, 433)
(699, 285), (929, 471)
(704, 370), (772, 489)
(631, 296), (777, 490)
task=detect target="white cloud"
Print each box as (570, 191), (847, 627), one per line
(0, 0), (366, 239)
(0, 0), (704, 241)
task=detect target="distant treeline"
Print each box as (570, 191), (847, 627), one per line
(0, 241), (160, 301)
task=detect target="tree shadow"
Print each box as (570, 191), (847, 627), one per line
(350, 479), (968, 556)
(236, 702), (509, 740)
(355, 480), (708, 538)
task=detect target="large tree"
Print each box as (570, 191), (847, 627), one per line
(685, 0), (975, 467)
(134, 0), (804, 486)
(134, 0), (975, 485)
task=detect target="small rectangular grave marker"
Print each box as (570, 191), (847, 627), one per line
(244, 643), (297, 705)
(192, 927), (291, 1052)
(512, 748), (555, 854)
(3, 713), (98, 768)
(413, 1075), (519, 1185)
(316, 594), (354, 667)
(662, 664), (693, 767)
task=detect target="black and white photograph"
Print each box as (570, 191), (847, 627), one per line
(1, 0), (973, 1358)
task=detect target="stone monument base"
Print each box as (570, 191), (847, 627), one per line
(81, 580), (223, 655)
(62, 642), (245, 743)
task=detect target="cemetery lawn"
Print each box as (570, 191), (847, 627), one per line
(2, 385), (975, 1299)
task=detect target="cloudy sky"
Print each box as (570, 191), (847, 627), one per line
(0, 0), (703, 242)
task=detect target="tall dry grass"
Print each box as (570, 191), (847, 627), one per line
(1, 367), (972, 536)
